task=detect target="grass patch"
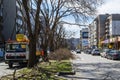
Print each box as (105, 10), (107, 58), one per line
(39, 60), (72, 73)
(1, 60), (72, 80)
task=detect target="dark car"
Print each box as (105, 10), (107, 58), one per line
(106, 50), (120, 60)
(91, 49), (100, 55)
(76, 49), (81, 54)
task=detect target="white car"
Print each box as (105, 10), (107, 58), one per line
(76, 49), (81, 54)
(100, 49), (111, 57)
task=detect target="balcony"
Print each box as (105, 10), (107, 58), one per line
(105, 29), (109, 33)
(105, 25), (109, 29)
(105, 21), (109, 26)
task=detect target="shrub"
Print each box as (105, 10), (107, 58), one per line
(48, 48), (74, 61)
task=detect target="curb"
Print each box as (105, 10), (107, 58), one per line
(57, 70), (75, 76)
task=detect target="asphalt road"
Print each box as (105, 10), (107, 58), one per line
(64, 52), (120, 80)
(0, 61), (14, 78)
(0, 61), (23, 78)
(1, 51), (120, 80)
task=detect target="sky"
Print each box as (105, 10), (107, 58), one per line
(65, 0), (120, 38)
(97, 0), (120, 14)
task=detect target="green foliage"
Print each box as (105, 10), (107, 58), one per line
(39, 60), (72, 72)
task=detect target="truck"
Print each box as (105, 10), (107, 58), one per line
(4, 34), (41, 68)
(5, 41), (29, 68)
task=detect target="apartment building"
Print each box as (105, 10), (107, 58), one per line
(89, 22), (97, 48)
(104, 14), (120, 49)
(0, 0), (4, 42)
(0, 0), (28, 42)
(2, 0), (16, 41)
(80, 28), (89, 50)
(16, 1), (25, 34)
(89, 14), (109, 48)
(89, 14), (120, 49)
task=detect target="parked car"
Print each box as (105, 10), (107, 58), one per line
(91, 49), (100, 55)
(106, 50), (120, 60)
(85, 49), (91, 54)
(87, 49), (93, 54)
(100, 49), (111, 57)
(76, 49), (81, 54)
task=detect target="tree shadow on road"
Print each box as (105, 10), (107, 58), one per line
(71, 62), (120, 80)
(61, 75), (111, 80)
(6, 64), (27, 70)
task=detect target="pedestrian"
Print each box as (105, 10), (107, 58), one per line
(41, 50), (44, 56)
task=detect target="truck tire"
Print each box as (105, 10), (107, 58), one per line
(9, 63), (13, 68)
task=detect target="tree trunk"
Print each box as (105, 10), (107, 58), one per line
(27, 37), (37, 68)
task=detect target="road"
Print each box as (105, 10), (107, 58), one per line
(64, 52), (120, 80)
(1, 52), (120, 80)
(0, 61), (14, 78)
(0, 61), (22, 78)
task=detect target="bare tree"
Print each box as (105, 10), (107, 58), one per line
(16, 0), (42, 67)
(17, 0), (103, 66)
(53, 24), (66, 49)
(40, 0), (103, 59)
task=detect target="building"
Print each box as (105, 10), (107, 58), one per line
(0, 0), (4, 42)
(0, 0), (28, 54)
(103, 14), (120, 49)
(80, 28), (89, 50)
(0, 0), (28, 42)
(89, 22), (97, 49)
(16, 0), (26, 34)
(89, 14), (109, 48)
(2, 0), (16, 41)
(89, 14), (120, 50)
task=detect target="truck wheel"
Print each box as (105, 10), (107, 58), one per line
(9, 63), (13, 68)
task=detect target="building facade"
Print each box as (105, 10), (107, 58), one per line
(104, 14), (120, 49)
(2, 0), (16, 41)
(89, 14), (109, 48)
(89, 22), (97, 48)
(80, 28), (89, 50)
(0, 0), (4, 42)
(0, 0), (27, 42)
(89, 14), (120, 50)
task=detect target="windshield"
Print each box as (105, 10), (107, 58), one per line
(6, 44), (26, 52)
(110, 50), (120, 53)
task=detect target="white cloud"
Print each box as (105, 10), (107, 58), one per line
(64, 24), (81, 38)
(63, 23), (88, 38)
(97, 0), (120, 14)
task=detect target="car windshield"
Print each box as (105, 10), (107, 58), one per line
(95, 50), (99, 51)
(6, 44), (26, 52)
(110, 50), (120, 53)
